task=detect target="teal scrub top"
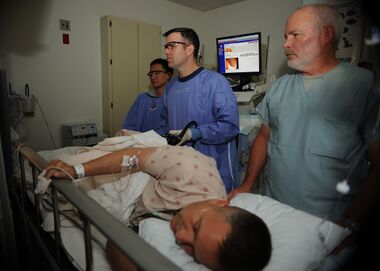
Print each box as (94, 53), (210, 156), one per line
(257, 62), (379, 220)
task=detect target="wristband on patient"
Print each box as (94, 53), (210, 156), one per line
(74, 164), (85, 179)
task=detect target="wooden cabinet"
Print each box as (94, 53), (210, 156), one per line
(100, 16), (161, 136)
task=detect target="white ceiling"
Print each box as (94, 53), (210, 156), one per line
(165, 0), (246, 11)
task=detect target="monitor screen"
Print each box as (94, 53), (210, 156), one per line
(216, 32), (261, 75)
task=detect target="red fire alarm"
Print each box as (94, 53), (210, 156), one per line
(62, 33), (70, 44)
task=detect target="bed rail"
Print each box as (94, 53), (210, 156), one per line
(16, 143), (181, 271)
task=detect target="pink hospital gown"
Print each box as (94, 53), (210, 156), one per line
(132, 146), (227, 220)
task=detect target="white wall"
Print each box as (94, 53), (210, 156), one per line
(1, 0), (203, 151)
(201, 0), (301, 77)
(0, 0), (301, 151)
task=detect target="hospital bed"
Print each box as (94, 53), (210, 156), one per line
(14, 141), (181, 271)
(13, 133), (351, 271)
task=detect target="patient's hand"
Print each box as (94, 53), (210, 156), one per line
(44, 160), (76, 180)
(115, 129), (140, 136)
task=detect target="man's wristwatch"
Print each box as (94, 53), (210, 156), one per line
(343, 218), (360, 233)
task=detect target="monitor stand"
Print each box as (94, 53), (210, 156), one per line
(232, 74), (252, 91)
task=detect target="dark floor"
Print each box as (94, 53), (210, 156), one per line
(9, 187), (78, 271)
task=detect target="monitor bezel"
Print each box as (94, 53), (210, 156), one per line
(216, 32), (262, 76)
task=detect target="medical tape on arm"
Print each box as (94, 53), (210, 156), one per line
(35, 167), (77, 194)
(35, 170), (51, 194)
(121, 151), (141, 172)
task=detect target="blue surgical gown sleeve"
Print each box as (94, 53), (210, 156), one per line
(197, 73), (239, 144)
(156, 72), (239, 140)
(122, 95), (140, 130)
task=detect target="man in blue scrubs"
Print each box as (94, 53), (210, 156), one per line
(158, 28), (240, 192)
(122, 58), (173, 133)
(229, 4), (380, 226)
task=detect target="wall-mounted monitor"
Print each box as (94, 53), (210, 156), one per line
(216, 32), (262, 76)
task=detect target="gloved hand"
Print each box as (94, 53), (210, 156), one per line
(169, 129), (192, 146)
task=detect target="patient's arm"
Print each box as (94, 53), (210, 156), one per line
(228, 124), (269, 200)
(106, 240), (138, 271)
(44, 147), (157, 180)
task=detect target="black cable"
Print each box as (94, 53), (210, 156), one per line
(163, 121), (198, 146)
(179, 120), (197, 138)
(181, 121), (198, 147)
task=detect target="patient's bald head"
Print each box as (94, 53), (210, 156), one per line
(171, 200), (272, 271)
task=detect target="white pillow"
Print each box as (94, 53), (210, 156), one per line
(139, 193), (350, 271)
(140, 218), (209, 270)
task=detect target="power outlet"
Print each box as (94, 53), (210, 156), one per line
(60, 19), (70, 31)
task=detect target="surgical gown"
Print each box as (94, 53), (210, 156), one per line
(122, 91), (164, 132)
(257, 62), (379, 220)
(158, 68), (240, 192)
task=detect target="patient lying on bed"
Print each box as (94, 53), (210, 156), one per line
(43, 145), (272, 271)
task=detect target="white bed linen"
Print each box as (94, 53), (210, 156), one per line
(87, 172), (150, 225)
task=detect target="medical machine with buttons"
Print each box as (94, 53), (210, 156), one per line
(62, 122), (106, 147)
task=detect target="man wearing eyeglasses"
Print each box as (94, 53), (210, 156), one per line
(158, 27), (240, 193)
(121, 58), (173, 134)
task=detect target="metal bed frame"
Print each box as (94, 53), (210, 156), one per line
(15, 143), (181, 271)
